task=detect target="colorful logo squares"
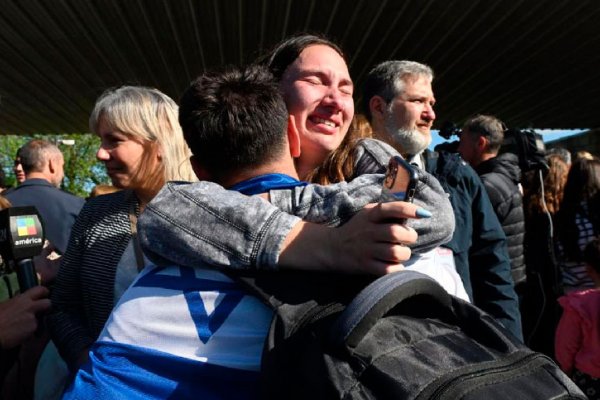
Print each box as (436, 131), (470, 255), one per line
(17, 216), (37, 237)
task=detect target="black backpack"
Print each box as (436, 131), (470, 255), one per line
(236, 270), (585, 399)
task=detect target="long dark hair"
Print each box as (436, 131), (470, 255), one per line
(260, 33), (345, 81)
(557, 157), (600, 260)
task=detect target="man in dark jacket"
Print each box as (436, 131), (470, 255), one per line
(4, 140), (84, 255)
(457, 115), (526, 293)
(363, 61), (522, 340)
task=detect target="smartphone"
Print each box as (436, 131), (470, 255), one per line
(380, 156), (418, 204)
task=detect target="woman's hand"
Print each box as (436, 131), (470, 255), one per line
(33, 240), (62, 286)
(279, 201), (429, 275)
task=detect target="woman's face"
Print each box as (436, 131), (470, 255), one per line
(95, 115), (157, 189)
(280, 44), (354, 169)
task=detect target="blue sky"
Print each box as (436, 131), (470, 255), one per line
(429, 129), (587, 150)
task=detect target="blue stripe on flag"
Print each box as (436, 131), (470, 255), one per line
(63, 341), (260, 400)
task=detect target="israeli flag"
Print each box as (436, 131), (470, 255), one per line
(63, 265), (273, 399)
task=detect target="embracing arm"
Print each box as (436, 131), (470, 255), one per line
(270, 173), (452, 254)
(279, 202), (420, 274)
(270, 138), (454, 253)
(139, 181), (420, 274)
(139, 181), (299, 270)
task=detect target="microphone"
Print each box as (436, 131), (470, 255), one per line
(0, 206), (45, 292)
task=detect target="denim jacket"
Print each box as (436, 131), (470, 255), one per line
(138, 139), (454, 270)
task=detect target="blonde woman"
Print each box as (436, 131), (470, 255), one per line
(48, 86), (195, 372)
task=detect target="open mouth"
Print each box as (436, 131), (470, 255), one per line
(312, 117), (337, 128)
(308, 114), (341, 133)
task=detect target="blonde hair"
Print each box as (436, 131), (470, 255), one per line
(89, 86), (196, 194)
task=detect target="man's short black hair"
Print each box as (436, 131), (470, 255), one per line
(179, 64), (289, 179)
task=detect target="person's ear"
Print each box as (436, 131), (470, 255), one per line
(369, 96), (387, 122)
(477, 135), (488, 152)
(189, 155), (211, 181)
(287, 115), (301, 158)
(47, 157), (56, 174)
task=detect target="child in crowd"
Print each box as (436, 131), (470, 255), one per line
(555, 237), (600, 399)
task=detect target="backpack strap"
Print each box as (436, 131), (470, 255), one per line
(329, 270), (452, 351)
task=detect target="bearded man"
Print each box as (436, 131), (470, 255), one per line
(362, 61), (522, 340)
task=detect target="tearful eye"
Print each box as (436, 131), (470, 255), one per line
(304, 77), (322, 85)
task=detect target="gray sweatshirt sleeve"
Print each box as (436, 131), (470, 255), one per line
(138, 181), (300, 270)
(355, 138), (455, 251)
(270, 139), (455, 253)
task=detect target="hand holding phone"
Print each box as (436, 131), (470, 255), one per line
(380, 156), (419, 224)
(380, 156), (418, 203)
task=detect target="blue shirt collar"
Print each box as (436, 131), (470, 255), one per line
(229, 173), (307, 195)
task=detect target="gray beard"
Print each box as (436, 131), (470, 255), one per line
(385, 124), (431, 156)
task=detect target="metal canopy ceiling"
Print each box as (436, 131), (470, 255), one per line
(1, 0), (599, 135)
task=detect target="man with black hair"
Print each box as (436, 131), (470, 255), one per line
(362, 60), (522, 340)
(179, 66), (300, 188)
(458, 115), (526, 293)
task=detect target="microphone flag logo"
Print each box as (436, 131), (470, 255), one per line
(16, 216), (37, 236)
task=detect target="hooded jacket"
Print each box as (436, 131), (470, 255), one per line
(555, 288), (600, 377)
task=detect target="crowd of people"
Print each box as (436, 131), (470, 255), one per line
(0, 32), (598, 399)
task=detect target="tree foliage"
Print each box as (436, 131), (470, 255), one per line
(1, 134), (109, 197)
